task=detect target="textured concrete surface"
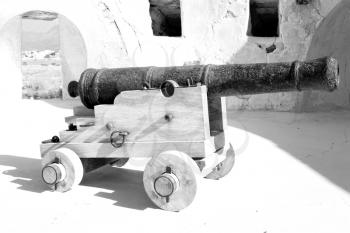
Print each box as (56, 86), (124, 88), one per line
(0, 100), (349, 233)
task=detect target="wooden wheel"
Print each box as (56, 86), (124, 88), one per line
(143, 151), (200, 212)
(41, 148), (84, 192)
(205, 143), (235, 180)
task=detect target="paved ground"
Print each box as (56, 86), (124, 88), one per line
(0, 99), (349, 233)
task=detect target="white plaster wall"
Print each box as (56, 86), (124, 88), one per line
(0, 0), (347, 111)
(0, 16), (22, 104)
(96, 0), (348, 111)
(59, 15), (87, 99)
(0, 0), (250, 102)
(0, 0), (129, 101)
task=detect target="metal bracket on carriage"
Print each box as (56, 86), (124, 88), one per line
(106, 121), (129, 148)
(195, 142), (235, 179)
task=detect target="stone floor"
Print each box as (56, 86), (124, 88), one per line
(0, 99), (349, 233)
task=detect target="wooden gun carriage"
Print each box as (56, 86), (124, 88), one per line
(40, 57), (339, 211)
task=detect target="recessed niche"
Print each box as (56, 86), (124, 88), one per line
(149, 0), (182, 37)
(247, 0), (279, 37)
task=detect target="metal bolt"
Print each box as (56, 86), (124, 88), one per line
(164, 114), (174, 122)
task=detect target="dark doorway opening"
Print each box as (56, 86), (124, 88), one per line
(149, 0), (182, 37)
(247, 0), (279, 37)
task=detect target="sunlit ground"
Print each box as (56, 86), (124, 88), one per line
(0, 99), (349, 233)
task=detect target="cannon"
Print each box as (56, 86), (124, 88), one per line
(41, 57), (339, 211)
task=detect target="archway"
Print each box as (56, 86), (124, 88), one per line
(21, 11), (61, 99)
(0, 10), (87, 104)
(0, 11), (87, 154)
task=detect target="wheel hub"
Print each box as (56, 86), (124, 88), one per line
(42, 163), (66, 185)
(154, 173), (179, 197)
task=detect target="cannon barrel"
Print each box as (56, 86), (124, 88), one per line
(68, 57), (339, 109)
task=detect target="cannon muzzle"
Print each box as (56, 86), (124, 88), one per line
(68, 57), (339, 109)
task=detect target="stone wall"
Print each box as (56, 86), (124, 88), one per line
(0, 0), (347, 111)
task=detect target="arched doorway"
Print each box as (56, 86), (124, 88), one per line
(0, 11), (87, 154)
(21, 11), (61, 99)
(0, 10), (87, 104)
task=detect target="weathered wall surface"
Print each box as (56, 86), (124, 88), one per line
(228, 0), (346, 111)
(0, 0), (347, 111)
(0, 16), (22, 102)
(59, 15), (87, 99)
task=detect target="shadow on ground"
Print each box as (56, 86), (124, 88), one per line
(82, 166), (157, 210)
(228, 110), (350, 193)
(0, 155), (47, 193)
(0, 155), (156, 210)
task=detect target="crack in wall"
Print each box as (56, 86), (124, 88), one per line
(310, 0), (325, 18)
(98, 1), (130, 55)
(225, 10), (237, 18)
(99, 1), (145, 55)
